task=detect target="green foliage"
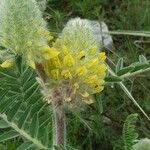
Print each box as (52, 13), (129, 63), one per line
(0, 60), (52, 149)
(123, 114), (138, 150)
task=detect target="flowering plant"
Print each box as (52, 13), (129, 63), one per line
(0, 0), (150, 149)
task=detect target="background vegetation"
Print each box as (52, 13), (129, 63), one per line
(0, 0), (150, 149)
(44, 0), (150, 149)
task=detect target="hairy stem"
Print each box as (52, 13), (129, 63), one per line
(52, 88), (66, 147)
(35, 64), (66, 146)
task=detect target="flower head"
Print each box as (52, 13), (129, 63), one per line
(0, 0), (52, 68)
(42, 18), (107, 105)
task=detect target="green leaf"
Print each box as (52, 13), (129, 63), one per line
(7, 101), (22, 121)
(117, 66), (135, 76)
(0, 96), (18, 113)
(30, 113), (39, 138)
(123, 114), (138, 150)
(43, 124), (50, 147)
(54, 146), (64, 150)
(18, 106), (32, 129)
(65, 145), (78, 150)
(0, 60), (50, 149)
(105, 76), (122, 82)
(17, 141), (33, 150)
(0, 119), (9, 129)
(15, 55), (23, 74)
(139, 55), (148, 63)
(94, 94), (103, 114)
(132, 63), (149, 72)
(116, 57), (124, 73)
(0, 89), (8, 100)
(0, 130), (19, 142)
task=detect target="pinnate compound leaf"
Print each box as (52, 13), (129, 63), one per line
(116, 57), (124, 73)
(17, 141), (33, 150)
(0, 130), (19, 142)
(0, 119), (9, 129)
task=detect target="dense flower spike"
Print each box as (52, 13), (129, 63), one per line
(0, 0), (51, 68)
(42, 18), (107, 104)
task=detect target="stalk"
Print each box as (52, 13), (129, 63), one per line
(36, 63), (66, 147)
(52, 88), (66, 147)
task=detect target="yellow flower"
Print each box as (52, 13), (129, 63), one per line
(0, 59), (15, 68)
(78, 51), (86, 60)
(62, 45), (69, 55)
(43, 45), (107, 95)
(51, 56), (61, 68)
(90, 46), (97, 53)
(76, 66), (87, 76)
(84, 75), (99, 84)
(99, 52), (106, 61)
(93, 85), (104, 93)
(63, 54), (75, 67)
(51, 69), (59, 79)
(42, 47), (60, 60)
(87, 58), (99, 68)
(27, 59), (35, 69)
(61, 70), (72, 79)
(41, 18), (107, 105)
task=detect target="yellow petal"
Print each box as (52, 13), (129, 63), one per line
(84, 75), (98, 84)
(78, 51), (86, 60)
(42, 47), (60, 60)
(63, 54), (75, 67)
(61, 70), (72, 79)
(87, 58), (99, 68)
(80, 91), (90, 98)
(99, 52), (106, 61)
(51, 69), (59, 79)
(93, 85), (104, 93)
(51, 56), (61, 68)
(76, 66), (87, 76)
(90, 46), (97, 53)
(62, 45), (69, 55)
(97, 64), (107, 76)
(0, 59), (15, 68)
(27, 59), (35, 69)
(82, 98), (94, 105)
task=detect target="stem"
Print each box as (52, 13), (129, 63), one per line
(120, 66), (150, 79)
(35, 64), (66, 147)
(102, 31), (150, 37)
(52, 88), (66, 147)
(0, 114), (49, 149)
(108, 66), (150, 121)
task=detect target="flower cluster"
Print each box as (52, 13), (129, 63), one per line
(42, 18), (107, 104)
(0, 0), (52, 68)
